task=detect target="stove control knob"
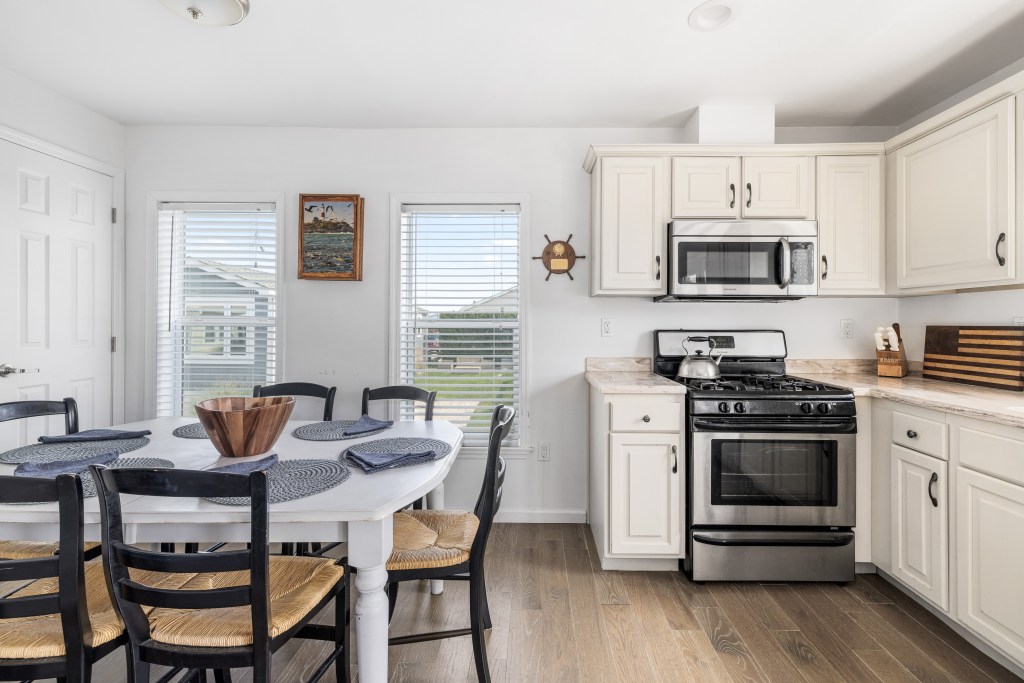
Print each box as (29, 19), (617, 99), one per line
(733, 402), (746, 414)
(799, 402), (814, 414)
(817, 403), (833, 415)
(718, 402), (731, 413)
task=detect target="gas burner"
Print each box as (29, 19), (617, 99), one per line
(680, 378), (745, 391)
(745, 375), (832, 392)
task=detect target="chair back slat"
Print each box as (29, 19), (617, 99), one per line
(119, 581), (252, 610)
(0, 398), (79, 434)
(0, 593), (62, 619)
(472, 405), (514, 557)
(92, 465), (272, 652)
(0, 472), (60, 503)
(0, 555), (60, 582)
(362, 385), (437, 421)
(254, 382), (336, 421)
(113, 542), (251, 573)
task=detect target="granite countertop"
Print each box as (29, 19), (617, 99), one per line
(584, 370), (685, 394)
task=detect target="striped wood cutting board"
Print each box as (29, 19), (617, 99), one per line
(923, 326), (1024, 391)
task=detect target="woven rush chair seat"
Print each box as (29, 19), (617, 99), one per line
(388, 510), (479, 571)
(0, 539), (99, 560)
(0, 561), (195, 660)
(146, 555), (344, 648)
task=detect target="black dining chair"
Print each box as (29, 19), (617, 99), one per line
(91, 465), (350, 683)
(385, 405), (514, 683)
(0, 473), (127, 682)
(0, 398), (99, 562)
(254, 382), (336, 421)
(361, 385), (437, 421)
(253, 382), (337, 556)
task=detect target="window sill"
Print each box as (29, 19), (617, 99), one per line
(455, 445), (531, 460)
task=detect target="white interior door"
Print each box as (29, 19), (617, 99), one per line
(0, 139), (113, 447)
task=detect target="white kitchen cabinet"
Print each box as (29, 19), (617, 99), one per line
(741, 156), (815, 219)
(957, 467), (1024, 664)
(892, 444), (949, 610)
(592, 156), (668, 295)
(671, 157), (741, 218)
(894, 96), (1015, 290)
(608, 432), (682, 555)
(817, 155), (884, 295)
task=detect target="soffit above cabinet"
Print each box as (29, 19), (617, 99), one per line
(582, 143), (886, 173)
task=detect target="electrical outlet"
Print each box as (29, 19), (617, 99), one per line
(538, 442), (551, 461)
(1014, 317), (1024, 327)
(840, 319), (854, 339)
(601, 318), (614, 337)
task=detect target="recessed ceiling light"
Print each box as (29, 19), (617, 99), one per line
(688, 0), (737, 32)
(157, 0), (250, 26)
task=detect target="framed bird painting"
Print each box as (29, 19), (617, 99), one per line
(298, 193), (365, 280)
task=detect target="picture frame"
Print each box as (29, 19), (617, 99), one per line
(298, 193), (364, 280)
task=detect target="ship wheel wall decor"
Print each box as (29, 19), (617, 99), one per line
(533, 234), (585, 281)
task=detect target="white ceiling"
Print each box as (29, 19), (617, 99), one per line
(3, 0), (1024, 128)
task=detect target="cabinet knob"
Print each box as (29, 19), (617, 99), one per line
(642, 415), (651, 423)
(906, 429), (918, 439)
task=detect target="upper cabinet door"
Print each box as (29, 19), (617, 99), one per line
(741, 156), (815, 218)
(671, 157), (741, 218)
(817, 156), (884, 295)
(895, 97), (1015, 290)
(595, 156), (668, 295)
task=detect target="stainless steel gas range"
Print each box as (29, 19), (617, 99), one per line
(654, 330), (857, 582)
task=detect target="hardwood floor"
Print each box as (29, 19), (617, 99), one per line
(8, 523), (1021, 682)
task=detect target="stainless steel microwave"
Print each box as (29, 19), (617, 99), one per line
(664, 220), (818, 300)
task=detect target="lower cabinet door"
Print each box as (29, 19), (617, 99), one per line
(608, 432), (682, 555)
(891, 444), (949, 610)
(957, 467), (1024, 663)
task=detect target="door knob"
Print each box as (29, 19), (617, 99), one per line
(0, 364), (40, 378)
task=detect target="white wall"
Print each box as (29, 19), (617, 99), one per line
(0, 65), (124, 167)
(123, 125), (898, 519)
(898, 290), (1024, 361)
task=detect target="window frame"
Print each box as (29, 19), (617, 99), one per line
(389, 193), (531, 458)
(145, 192), (286, 420)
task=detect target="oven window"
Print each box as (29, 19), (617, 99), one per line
(677, 241), (780, 285)
(711, 439), (838, 506)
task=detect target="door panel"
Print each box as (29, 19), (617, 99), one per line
(0, 140), (113, 446)
(671, 157), (740, 218)
(891, 444), (948, 610)
(597, 156), (667, 294)
(817, 155), (883, 294)
(609, 432), (681, 555)
(741, 156), (814, 218)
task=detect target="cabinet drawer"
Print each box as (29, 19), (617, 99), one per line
(609, 402), (681, 432)
(959, 425), (1024, 487)
(893, 411), (947, 459)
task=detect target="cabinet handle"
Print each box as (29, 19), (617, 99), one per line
(729, 183), (736, 209)
(655, 255), (661, 281)
(821, 255), (828, 280)
(745, 182), (752, 208)
(996, 232), (1007, 267)
(906, 429), (917, 439)
(671, 444), (678, 474)
(928, 472), (939, 508)
(642, 414), (651, 423)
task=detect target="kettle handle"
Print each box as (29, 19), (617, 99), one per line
(684, 336), (717, 354)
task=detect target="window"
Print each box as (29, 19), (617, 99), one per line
(397, 204), (523, 448)
(156, 202), (278, 417)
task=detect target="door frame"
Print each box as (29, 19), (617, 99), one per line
(0, 124), (126, 424)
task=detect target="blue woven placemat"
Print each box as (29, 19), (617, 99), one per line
(205, 459), (351, 505)
(292, 420), (391, 441)
(0, 437), (150, 465)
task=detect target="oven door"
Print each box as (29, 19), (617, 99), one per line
(690, 428), (855, 527)
(670, 235), (817, 298)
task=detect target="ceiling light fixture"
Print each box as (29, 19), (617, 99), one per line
(687, 0), (737, 32)
(158, 0), (249, 26)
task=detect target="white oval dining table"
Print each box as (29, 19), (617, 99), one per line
(0, 416), (464, 683)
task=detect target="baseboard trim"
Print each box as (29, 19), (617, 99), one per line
(492, 509), (588, 523)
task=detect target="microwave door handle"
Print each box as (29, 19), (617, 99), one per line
(777, 237), (792, 289)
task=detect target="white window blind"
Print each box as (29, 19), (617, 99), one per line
(156, 202), (278, 417)
(398, 204), (522, 448)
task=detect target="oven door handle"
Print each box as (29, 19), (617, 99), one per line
(691, 418), (857, 433)
(692, 531), (854, 547)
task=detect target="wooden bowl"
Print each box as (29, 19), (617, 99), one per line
(195, 396), (295, 458)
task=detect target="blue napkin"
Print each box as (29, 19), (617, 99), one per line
(346, 448), (437, 473)
(342, 415), (393, 436)
(210, 454), (279, 475)
(38, 428), (152, 444)
(14, 451), (117, 477)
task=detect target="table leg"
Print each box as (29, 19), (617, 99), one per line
(425, 483), (445, 595)
(349, 516), (394, 683)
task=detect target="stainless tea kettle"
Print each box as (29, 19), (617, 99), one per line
(676, 336), (723, 380)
